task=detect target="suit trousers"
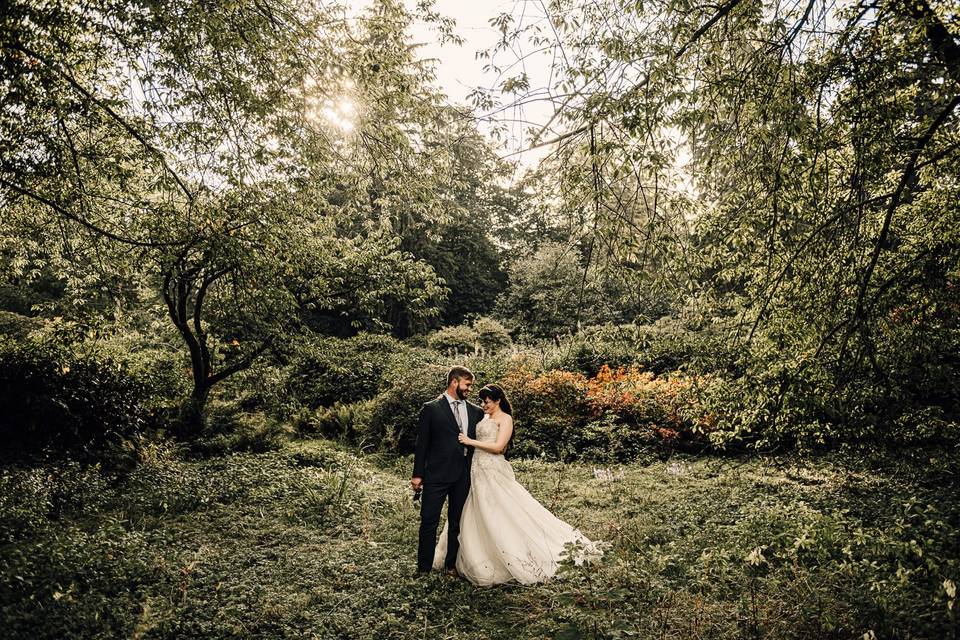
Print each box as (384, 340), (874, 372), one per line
(417, 467), (470, 572)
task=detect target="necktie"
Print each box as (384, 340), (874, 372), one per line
(453, 401), (466, 456)
(452, 401), (463, 431)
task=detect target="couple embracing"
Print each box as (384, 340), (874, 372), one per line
(410, 366), (600, 586)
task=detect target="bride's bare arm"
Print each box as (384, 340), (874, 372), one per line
(459, 416), (513, 454)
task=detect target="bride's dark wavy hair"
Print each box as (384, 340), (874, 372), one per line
(478, 384), (512, 415)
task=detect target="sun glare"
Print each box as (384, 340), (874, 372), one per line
(304, 77), (356, 133)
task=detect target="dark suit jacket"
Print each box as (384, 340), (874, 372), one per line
(412, 395), (483, 484)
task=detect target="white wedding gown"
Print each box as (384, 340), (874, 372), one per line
(432, 414), (600, 586)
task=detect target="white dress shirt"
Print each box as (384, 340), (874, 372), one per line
(443, 391), (469, 435)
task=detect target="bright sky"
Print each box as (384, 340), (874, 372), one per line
(404, 0), (558, 173)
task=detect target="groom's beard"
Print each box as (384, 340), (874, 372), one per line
(456, 388), (467, 400)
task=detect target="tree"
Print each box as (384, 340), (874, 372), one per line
(498, 242), (590, 340)
(331, 2), (516, 331)
(486, 0), (960, 433)
(0, 0), (454, 426)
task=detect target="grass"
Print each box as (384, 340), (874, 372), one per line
(1, 439), (958, 639)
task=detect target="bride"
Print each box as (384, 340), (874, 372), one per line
(432, 384), (601, 586)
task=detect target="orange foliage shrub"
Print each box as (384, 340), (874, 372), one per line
(498, 358), (716, 458)
(585, 365), (716, 442)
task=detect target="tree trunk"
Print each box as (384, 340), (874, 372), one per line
(161, 260), (270, 436)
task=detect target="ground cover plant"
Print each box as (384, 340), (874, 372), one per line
(1, 439), (957, 639)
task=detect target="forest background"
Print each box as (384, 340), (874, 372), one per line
(1, 0), (958, 637)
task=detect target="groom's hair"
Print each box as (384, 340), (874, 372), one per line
(446, 365), (474, 385)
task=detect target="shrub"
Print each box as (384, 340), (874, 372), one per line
(294, 400), (374, 441)
(549, 324), (642, 376)
(575, 411), (652, 462)
(322, 349), (512, 453)
(492, 359), (717, 460)
(76, 329), (190, 413)
(0, 337), (154, 467)
(500, 363), (591, 460)
(460, 350), (514, 389)
(364, 363), (448, 454)
(286, 333), (429, 410)
(550, 320), (739, 377)
(220, 362), (293, 417)
(321, 342), (721, 462)
(472, 316), (512, 353)
(426, 324), (477, 356)
(585, 365), (716, 447)
(427, 317), (513, 357)
(186, 400), (291, 458)
(0, 310), (43, 339)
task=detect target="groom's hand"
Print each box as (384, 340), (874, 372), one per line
(410, 477), (423, 491)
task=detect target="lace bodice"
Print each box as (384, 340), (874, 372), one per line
(475, 415), (499, 442)
(471, 415), (513, 478)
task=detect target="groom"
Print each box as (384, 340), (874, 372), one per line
(411, 365), (483, 576)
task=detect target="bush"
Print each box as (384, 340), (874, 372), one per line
(700, 355), (960, 452)
(549, 324), (641, 376)
(455, 350), (512, 389)
(427, 317), (513, 357)
(75, 328), (190, 413)
(293, 400), (374, 441)
(500, 363), (591, 460)
(575, 411), (652, 462)
(686, 290), (960, 451)
(186, 400), (291, 458)
(426, 324), (477, 355)
(491, 359), (718, 461)
(286, 333), (432, 411)
(0, 309), (43, 339)
(310, 349), (512, 453)
(219, 361), (293, 417)
(585, 365), (716, 447)
(364, 363), (449, 454)
(472, 316), (512, 353)
(0, 337), (155, 467)
(356, 350), (714, 461)
(549, 320), (739, 377)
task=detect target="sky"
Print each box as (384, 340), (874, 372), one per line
(404, 0), (558, 173)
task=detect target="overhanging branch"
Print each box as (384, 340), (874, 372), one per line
(1, 178), (186, 248)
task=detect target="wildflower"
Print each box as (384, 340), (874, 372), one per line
(665, 462), (688, 476)
(745, 547), (766, 566)
(564, 539), (609, 566)
(593, 467), (625, 482)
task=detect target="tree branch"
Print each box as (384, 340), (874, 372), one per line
(207, 338), (273, 386)
(895, 0), (960, 86)
(6, 42), (195, 203)
(839, 93), (960, 355)
(675, 0), (746, 60)
(1, 178), (185, 248)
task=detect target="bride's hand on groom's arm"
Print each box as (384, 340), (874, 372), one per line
(457, 433), (474, 446)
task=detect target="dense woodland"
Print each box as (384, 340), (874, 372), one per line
(1, 0), (959, 638)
